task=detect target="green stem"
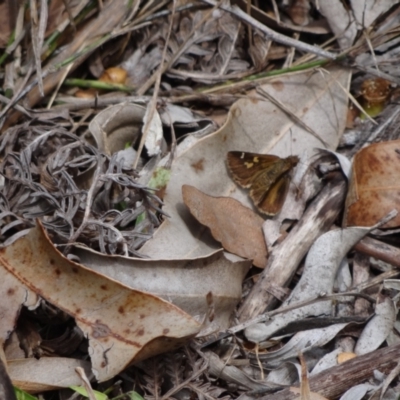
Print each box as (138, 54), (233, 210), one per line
(198, 54), (348, 94)
(64, 78), (134, 92)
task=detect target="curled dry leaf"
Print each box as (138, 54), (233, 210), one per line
(344, 140), (400, 228)
(73, 245), (250, 336)
(0, 222), (201, 382)
(88, 103), (214, 157)
(88, 103), (144, 156)
(182, 185), (267, 268)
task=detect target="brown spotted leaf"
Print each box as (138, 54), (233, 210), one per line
(182, 185), (268, 268)
(344, 140), (400, 228)
(0, 222), (201, 382)
(73, 245), (250, 336)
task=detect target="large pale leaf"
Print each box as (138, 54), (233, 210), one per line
(0, 223), (201, 382)
(140, 67), (351, 259)
(73, 245), (250, 336)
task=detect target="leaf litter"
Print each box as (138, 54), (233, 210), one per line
(1, 1), (400, 399)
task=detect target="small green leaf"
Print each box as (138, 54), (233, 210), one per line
(14, 387), (38, 400)
(136, 167), (171, 226)
(147, 167), (171, 190)
(360, 102), (385, 119)
(127, 391), (145, 400)
(70, 385), (108, 400)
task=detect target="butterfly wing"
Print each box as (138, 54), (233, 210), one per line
(227, 151), (281, 188)
(256, 173), (292, 215)
(250, 155), (299, 215)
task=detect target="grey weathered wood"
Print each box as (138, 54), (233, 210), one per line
(238, 175), (346, 321)
(258, 342), (400, 399)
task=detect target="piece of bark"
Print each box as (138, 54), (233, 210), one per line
(238, 174), (346, 321)
(257, 342), (400, 399)
(2, 0), (130, 131)
(353, 253), (373, 317)
(355, 236), (400, 268)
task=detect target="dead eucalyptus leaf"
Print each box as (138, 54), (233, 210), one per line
(245, 216), (392, 342)
(233, 0), (331, 35)
(143, 104), (163, 157)
(0, 263), (39, 345)
(354, 295), (395, 355)
(0, 222), (201, 382)
(89, 102), (214, 157)
(318, 0), (357, 50)
(255, 323), (350, 367)
(351, 0), (398, 32)
(88, 103), (144, 156)
(73, 245), (250, 336)
(141, 67), (350, 259)
(182, 185), (267, 268)
(344, 140), (400, 228)
(8, 358), (92, 393)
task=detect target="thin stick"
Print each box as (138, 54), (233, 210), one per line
(200, 0), (337, 60)
(257, 87), (330, 148)
(200, 290), (375, 348)
(133, 0), (177, 169)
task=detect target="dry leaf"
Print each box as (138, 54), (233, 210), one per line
(141, 67), (350, 260)
(143, 103), (163, 157)
(289, 386), (331, 400)
(344, 140), (400, 228)
(89, 103), (214, 157)
(182, 185), (268, 268)
(354, 295), (395, 355)
(8, 358), (92, 393)
(337, 352), (357, 363)
(245, 217), (391, 342)
(88, 103), (144, 156)
(73, 244), (250, 336)
(0, 264), (39, 345)
(99, 67), (127, 84)
(0, 222), (201, 381)
(250, 323), (350, 367)
(318, 0), (357, 50)
(233, 0), (331, 35)
(0, 1), (16, 47)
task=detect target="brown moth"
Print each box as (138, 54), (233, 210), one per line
(227, 151), (299, 216)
